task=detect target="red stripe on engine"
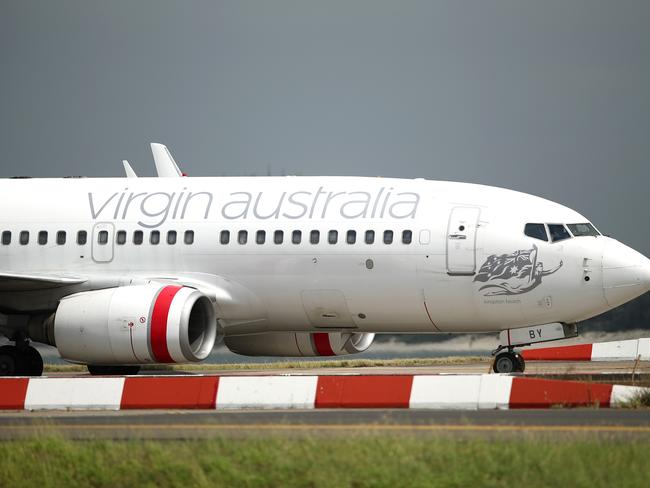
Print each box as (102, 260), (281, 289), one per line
(150, 285), (182, 363)
(313, 333), (336, 356)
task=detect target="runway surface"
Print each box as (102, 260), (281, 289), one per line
(2, 409), (650, 439)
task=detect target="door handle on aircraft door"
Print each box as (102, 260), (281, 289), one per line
(448, 234), (467, 240)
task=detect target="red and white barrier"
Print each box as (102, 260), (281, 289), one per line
(522, 338), (650, 361)
(25, 377), (125, 410)
(217, 376), (318, 409)
(0, 374), (643, 411)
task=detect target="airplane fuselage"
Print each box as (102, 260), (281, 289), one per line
(1, 175), (648, 340)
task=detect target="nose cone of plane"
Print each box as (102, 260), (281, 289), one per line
(602, 238), (650, 308)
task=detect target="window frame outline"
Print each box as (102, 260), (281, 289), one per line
(77, 230), (88, 246)
(523, 223), (549, 242)
(116, 230), (127, 246)
(547, 223), (572, 243)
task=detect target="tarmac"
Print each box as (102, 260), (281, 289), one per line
(2, 409), (650, 439)
(44, 359), (650, 379)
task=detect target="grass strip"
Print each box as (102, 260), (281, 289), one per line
(43, 356), (490, 373)
(0, 435), (648, 488)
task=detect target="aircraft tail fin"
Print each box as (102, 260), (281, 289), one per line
(151, 143), (183, 177)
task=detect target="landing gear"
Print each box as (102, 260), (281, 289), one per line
(492, 322), (579, 374)
(22, 346), (44, 376)
(0, 346), (19, 376)
(492, 350), (525, 373)
(0, 344), (44, 376)
(492, 323), (578, 374)
(87, 365), (141, 376)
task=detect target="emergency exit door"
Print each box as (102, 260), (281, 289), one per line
(92, 222), (115, 263)
(446, 207), (480, 275)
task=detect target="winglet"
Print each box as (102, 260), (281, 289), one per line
(151, 143), (183, 178)
(122, 160), (138, 178)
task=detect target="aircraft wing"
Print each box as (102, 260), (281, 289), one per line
(140, 272), (267, 326)
(0, 271), (88, 291)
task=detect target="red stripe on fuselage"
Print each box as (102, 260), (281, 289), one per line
(150, 285), (182, 363)
(313, 333), (336, 356)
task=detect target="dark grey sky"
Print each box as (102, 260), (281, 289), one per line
(1, 1), (649, 254)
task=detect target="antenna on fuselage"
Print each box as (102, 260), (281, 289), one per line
(122, 160), (138, 178)
(151, 143), (184, 177)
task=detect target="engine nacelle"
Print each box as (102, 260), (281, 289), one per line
(224, 331), (375, 357)
(54, 284), (217, 364)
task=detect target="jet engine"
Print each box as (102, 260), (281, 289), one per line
(46, 283), (217, 364)
(224, 331), (375, 357)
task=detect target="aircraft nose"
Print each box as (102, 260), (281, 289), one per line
(602, 238), (650, 308)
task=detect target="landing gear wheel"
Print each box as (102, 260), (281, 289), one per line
(514, 353), (525, 373)
(492, 351), (525, 373)
(87, 365), (141, 376)
(0, 345), (19, 376)
(22, 346), (44, 376)
(0, 344), (44, 376)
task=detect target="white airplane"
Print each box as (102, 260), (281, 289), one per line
(0, 143), (649, 376)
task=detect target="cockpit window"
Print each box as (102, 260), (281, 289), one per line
(567, 223), (600, 237)
(524, 223), (548, 241)
(548, 224), (571, 242)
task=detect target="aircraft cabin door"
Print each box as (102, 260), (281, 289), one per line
(92, 222), (115, 263)
(446, 207), (480, 275)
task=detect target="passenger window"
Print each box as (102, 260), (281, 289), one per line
(310, 230), (320, 244)
(2, 231), (11, 245)
(292, 230), (302, 244)
(567, 223), (600, 237)
(346, 230), (356, 244)
(133, 230), (143, 245)
(548, 224), (571, 242)
(274, 230), (283, 244)
(98, 230), (109, 245)
(167, 230), (177, 245)
(116, 231), (127, 245)
(20, 231), (29, 245)
(77, 230), (87, 245)
(365, 230), (375, 244)
(402, 230), (412, 244)
(256, 230), (266, 245)
(56, 231), (66, 245)
(238, 230), (248, 245)
(524, 223), (548, 242)
(220, 230), (230, 245)
(328, 230), (338, 244)
(383, 230), (394, 244)
(38, 231), (48, 245)
(184, 230), (194, 245)
(150, 230), (160, 245)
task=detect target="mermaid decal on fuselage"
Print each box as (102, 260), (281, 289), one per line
(474, 245), (563, 296)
